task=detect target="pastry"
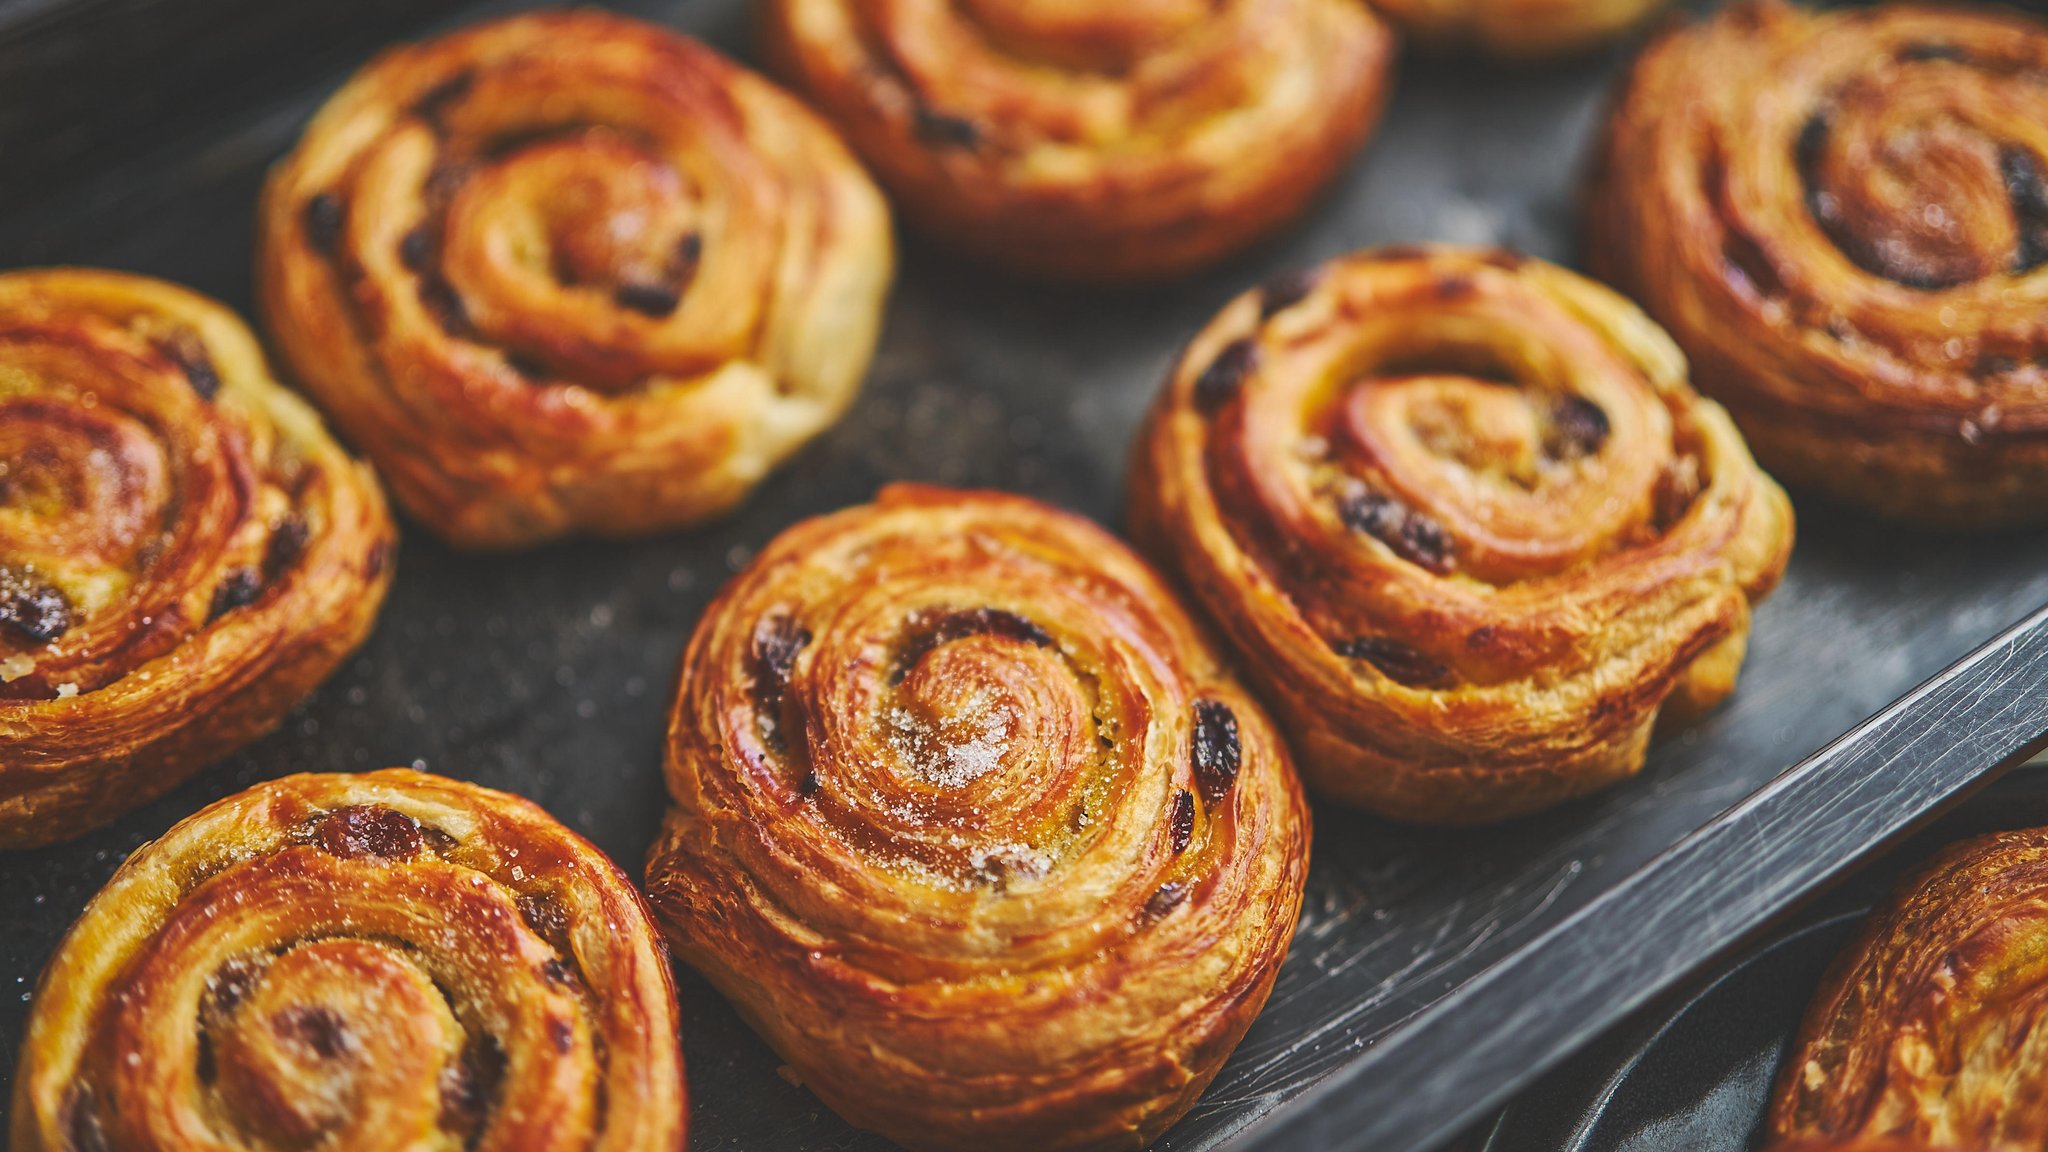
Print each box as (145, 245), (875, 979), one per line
(1373, 0), (1667, 58)
(1587, 0), (2048, 526)
(645, 484), (1309, 1152)
(10, 769), (686, 1152)
(258, 9), (894, 548)
(760, 0), (1394, 281)
(0, 270), (393, 848)
(1767, 828), (2048, 1152)
(1129, 246), (1794, 824)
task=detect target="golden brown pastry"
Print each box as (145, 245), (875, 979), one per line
(760, 0), (1394, 281)
(10, 769), (685, 1152)
(0, 270), (393, 849)
(1373, 0), (1666, 58)
(645, 484), (1309, 1152)
(1587, 0), (2048, 527)
(1129, 246), (1794, 824)
(1766, 828), (2048, 1152)
(258, 10), (894, 549)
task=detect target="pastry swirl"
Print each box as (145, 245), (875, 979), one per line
(1129, 246), (1793, 824)
(10, 769), (685, 1152)
(258, 10), (894, 548)
(0, 270), (393, 849)
(644, 484), (1309, 1152)
(1587, 0), (2048, 527)
(1767, 828), (2048, 1152)
(760, 0), (1394, 281)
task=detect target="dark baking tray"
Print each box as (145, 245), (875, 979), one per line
(1469, 765), (2048, 1152)
(4, 2), (2048, 1150)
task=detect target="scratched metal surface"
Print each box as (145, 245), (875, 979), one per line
(1, 2), (2046, 1150)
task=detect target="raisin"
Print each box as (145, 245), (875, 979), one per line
(207, 567), (263, 622)
(313, 805), (425, 862)
(1334, 637), (1454, 687)
(264, 514), (310, 579)
(1190, 699), (1241, 804)
(2001, 148), (2048, 273)
(207, 955), (266, 1015)
(751, 614), (811, 695)
(1337, 487), (1455, 574)
(61, 1085), (109, 1152)
(1193, 339), (1257, 412)
(304, 193), (345, 252)
(614, 280), (682, 318)
(546, 1017), (575, 1054)
(1140, 882), (1188, 925)
(516, 892), (571, 950)
(419, 276), (475, 338)
(893, 607), (1052, 681)
(913, 107), (981, 150)
(0, 570), (71, 644)
(1169, 790), (1195, 854)
(1545, 395), (1610, 461)
(276, 1005), (351, 1059)
(400, 227), (434, 272)
(440, 1034), (504, 1135)
(156, 330), (221, 400)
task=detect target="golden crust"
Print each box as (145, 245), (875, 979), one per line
(0, 270), (393, 848)
(644, 484), (1309, 1152)
(1587, 0), (2048, 527)
(760, 0), (1394, 281)
(1128, 246), (1793, 824)
(1767, 828), (2048, 1152)
(10, 769), (685, 1152)
(257, 10), (895, 549)
(1373, 0), (1666, 58)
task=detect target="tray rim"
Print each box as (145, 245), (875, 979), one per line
(1237, 603), (2048, 1152)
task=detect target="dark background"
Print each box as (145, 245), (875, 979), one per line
(4, 1), (2047, 1148)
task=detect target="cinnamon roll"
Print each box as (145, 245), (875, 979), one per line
(1373, 0), (1666, 58)
(1129, 246), (1794, 824)
(10, 769), (686, 1152)
(1587, 0), (2048, 527)
(1766, 829), (2048, 1152)
(258, 10), (894, 549)
(0, 270), (393, 849)
(644, 484), (1309, 1152)
(760, 0), (1394, 281)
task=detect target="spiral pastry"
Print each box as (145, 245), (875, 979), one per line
(10, 769), (686, 1152)
(1129, 246), (1794, 824)
(760, 0), (1394, 281)
(257, 10), (894, 549)
(0, 270), (393, 849)
(1766, 828), (2048, 1152)
(1586, 0), (2048, 527)
(1371, 0), (1667, 58)
(644, 484), (1309, 1152)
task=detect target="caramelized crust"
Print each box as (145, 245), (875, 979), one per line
(644, 484), (1309, 1152)
(760, 0), (1394, 281)
(10, 769), (685, 1152)
(1587, 0), (2048, 527)
(1129, 246), (1793, 824)
(258, 10), (894, 548)
(1373, 0), (1667, 58)
(0, 270), (393, 848)
(1767, 829), (2048, 1152)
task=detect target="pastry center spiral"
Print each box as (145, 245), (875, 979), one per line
(0, 397), (170, 576)
(811, 607), (1100, 887)
(1798, 61), (2048, 289)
